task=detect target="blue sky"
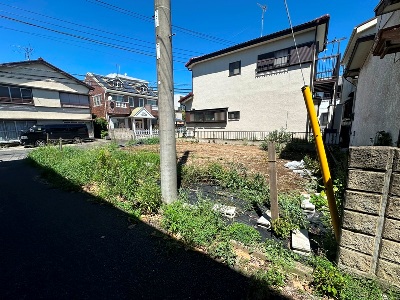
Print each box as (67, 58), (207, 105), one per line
(0, 0), (379, 96)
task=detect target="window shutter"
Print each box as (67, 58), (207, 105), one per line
(290, 43), (314, 65)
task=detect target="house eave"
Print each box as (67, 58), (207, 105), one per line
(186, 15), (330, 69)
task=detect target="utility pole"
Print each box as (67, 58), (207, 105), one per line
(154, 0), (177, 204)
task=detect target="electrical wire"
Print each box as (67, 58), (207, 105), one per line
(0, 2), (204, 55)
(86, 0), (235, 46)
(0, 14), (190, 64)
(283, 0), (306, 86)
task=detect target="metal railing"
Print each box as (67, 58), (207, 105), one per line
(315, 54), (340, 81)
(186, 130), (310, 142)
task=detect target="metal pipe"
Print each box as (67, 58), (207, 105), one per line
(301, 85), (340, 242)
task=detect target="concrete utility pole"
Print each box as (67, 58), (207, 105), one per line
(154, 0), (178, 204)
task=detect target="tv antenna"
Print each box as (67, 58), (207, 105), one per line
(257, 3), (267, 37)
(13, 44), (34, 60)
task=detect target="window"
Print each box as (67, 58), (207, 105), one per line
(128, 96), (134, 107)
(256, 43), (313, 73)
(114, 80), (122, 88)
(228, 111), (240, 120)
(138, 98), (144, 107)
(110, 94), (125, 102)
(0, 85), (33, 104)
(93, 95), (102, 107)
(60, 93), (89, 107)
(229, 61), (241, 76)
(257, 49), (289, 72)
(186, 108), (227, 124)
(147, 99), (157, 106)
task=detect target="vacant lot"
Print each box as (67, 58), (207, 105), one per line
(127, 140), (308, 192)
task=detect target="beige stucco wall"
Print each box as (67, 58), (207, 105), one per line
(32, 89), (61, 107)
(0, 63), (89, 94)
(190, 30), (315, 132)
(350, 11), (400, 146)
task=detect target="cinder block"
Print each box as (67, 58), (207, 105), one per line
(340, 229), (375, 255)
(386, 196), (400, 220)
(376, 259), (400, 287)
(338, 246), (372, 273)
(393, 149), (400, 172)
(347, 170), (385, 193)
(390, 173), (400, 196)
(349, 146), (394, 170)
(382, 218), (400, 241)
(342, 210), (378, 236)
(380, 239), (400, 264)
(344, 190), (382, 215)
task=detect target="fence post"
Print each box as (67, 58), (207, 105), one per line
(268, 142), (279, 222)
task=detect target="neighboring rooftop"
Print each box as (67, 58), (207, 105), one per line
(87, 72), (157, 97)
(186, 15), (330, 69)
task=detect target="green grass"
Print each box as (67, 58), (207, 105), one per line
(28, 144), (161, 214)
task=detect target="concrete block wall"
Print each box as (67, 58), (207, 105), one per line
(338, 146), (400, 286)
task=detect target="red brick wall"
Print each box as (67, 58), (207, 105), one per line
(85, 74), (106, 119)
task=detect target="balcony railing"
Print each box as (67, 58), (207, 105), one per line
(315, 54), (340, 81)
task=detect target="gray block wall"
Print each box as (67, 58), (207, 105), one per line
(338, 147), (400, 286)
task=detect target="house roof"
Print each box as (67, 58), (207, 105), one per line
(129, 107), (155, 119)
(375, 0), (400, 16)
(341, 18), (377, 77)
(178, 92), (193, 104)
(185, 15), (330, 69)
(87, 72), (157, 97)
(0, 58), (93, 90)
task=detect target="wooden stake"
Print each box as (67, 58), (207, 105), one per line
(268, 142), (279, 221)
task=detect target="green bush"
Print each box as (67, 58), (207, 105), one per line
(271, 218), (297, 239)
(310, 192), (328, 211)
(161, 199), (225, 247)
(312, 256), (347, 298)
(278, 193), (309, 230)
(260, 128), (292, 152)
(208, 240), (237, 267)
(227, 222), (261, 246)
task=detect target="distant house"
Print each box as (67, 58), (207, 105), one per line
(85, 73), (158, 135)
(184, 15), (335, 138)
(340, 0), (400, 146)
(0, 58), (93, 143)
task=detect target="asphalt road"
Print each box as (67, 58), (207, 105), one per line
(0, 146), (292, 300)
(0, 155), (254, 300)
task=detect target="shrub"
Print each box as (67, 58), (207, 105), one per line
(278, 193), (309, 230)
(161, 199), (225, 247)
(227, 222), (261, 246)
(208, 240), (237, 267)
(312, 256), (347, 298)
(271, 218), (297, 239)
(260, 128), (292, 152)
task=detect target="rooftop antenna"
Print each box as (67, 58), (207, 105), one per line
(13, 44), (34, 60)
(257, 3), (267, 37)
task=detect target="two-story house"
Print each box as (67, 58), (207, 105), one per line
(340, 0), (400, 147)
(0, 58), (93, 143)
(85, 73), (158, 134)
(184, 15), (332, 138)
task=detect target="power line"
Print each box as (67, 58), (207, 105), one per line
(0, 3), (203, 56)
(0, 14), (189, 64)
(87, 0), (235, 46)
(1, 10), (195, 59)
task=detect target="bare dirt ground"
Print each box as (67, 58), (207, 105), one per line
(128, 140), (308, 192)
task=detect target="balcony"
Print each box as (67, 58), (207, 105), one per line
(106, 100), (131, 116)
(314, 54), (340, 93)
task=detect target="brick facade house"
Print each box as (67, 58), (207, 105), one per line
(85, 73), (158, 133)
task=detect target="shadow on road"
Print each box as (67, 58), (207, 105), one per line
(0, 158), (292, 300)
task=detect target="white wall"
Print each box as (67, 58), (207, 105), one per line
(190, 30), (315, 132)
(350, 11), (400, 146)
